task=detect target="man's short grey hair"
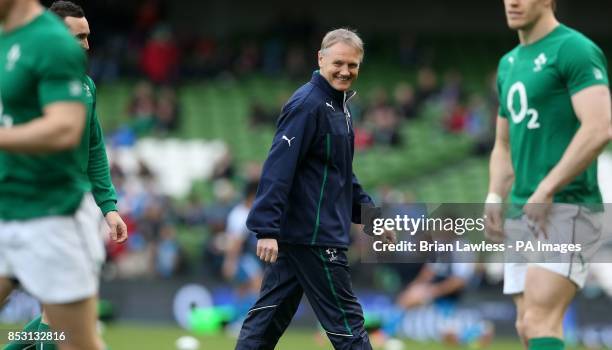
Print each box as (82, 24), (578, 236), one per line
(320, 28), (364, 60)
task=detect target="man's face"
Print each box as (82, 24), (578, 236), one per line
(64, 16), (90, 50)
(0, 0), (15, 22)
(503, 0), (552, 30)
(318, 42), (362, 92)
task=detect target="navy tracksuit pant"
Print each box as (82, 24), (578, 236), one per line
(235, 243), (372, 350)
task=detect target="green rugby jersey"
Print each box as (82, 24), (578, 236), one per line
(0, 11), (88, 219)
(80, 75), (117, 215)
(497, 24), (609, 205)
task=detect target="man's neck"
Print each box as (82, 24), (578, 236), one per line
(518, 12), (559, 46)
(3, 0), (43, 33)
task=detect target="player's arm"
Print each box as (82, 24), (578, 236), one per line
(533, 37), (612, 202)
(88, 108), (118, 214)
(88, 106), (127, 243)
(0, 32), (88, 153)
(485, 116), (514, 241)
(534, 85), (611, 198)
(0, 102), (85, 153)
(246, 104), (317, 262)
(488, 116), (515, 199)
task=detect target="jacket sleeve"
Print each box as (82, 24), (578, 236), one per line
(246, 104), (318, 239)
(351, 172), (374, 223)
(88, 108), (118, 215)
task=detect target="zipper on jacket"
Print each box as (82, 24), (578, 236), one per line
(343, 91), (356, 133)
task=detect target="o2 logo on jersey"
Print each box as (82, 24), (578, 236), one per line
(507, 81), (540, 130)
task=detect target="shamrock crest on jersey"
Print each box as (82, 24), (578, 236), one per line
(5, 44), (20, 71)
(533, 53), (547, 72)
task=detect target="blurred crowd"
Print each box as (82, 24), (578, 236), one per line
(87, 0), (319, 84)
(126, 81), (181, 135)
(88, 1), (500, 151)
(250, 67), (497, 153)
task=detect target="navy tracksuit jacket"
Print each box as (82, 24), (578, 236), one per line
(237, 72), (374, 350)
(246, 71), (373, 248)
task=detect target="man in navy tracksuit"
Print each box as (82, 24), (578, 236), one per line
(235, 29), (395, 350)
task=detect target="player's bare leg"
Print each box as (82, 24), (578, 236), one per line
(512, 294), (528, 349)
(44, 296), (103, 350)
(522, 266), (576, 340)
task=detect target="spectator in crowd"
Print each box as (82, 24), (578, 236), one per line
(127, 80), (157, 135)
(443, 101), (468, 134)
(155, 86), (181, 133)
(140, 25), (180, 84)
(183, 35), (219, 78)
(398, 34), (420, 67)
(203, 179), (238, 278)
(397, 262), (474, 309)
(125, 83), (182, 136)
(129, 81), (156, 118)
(465, 93), (494, 155)
(261, 37), (284, 75)
(285, 44), (307, 79)
(180, 192), (206, 226)
(234, 40), (261, 75)
(358, 88), (402, 148)
(369, 105), (402, 147)
(205, 179), (237, 234)
(222, 181), (262, 295)
(248, 101), (277, 127)
(89, 36), (123, 83)
(414, 67), (438, 113)
(242, 161), (263, 184)
(135, 0), (163, 36)
(369, 87), (393, 110)
(394, 82), (418, 120)
(155, 224), (182, 278)
(438, 70), (464, 108)
(138, 200), (165, 243)
(389, 260), (493, 347)
(212, 149), (236, 180)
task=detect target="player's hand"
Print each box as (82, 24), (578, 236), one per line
(382, 230), (397, 244)
(525, 189), (553, 239)
(105, 211), (128, 243)
(257, 238), (278, 263)
(484, 203), (505, 242)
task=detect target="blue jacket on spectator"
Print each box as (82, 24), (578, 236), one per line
(246, 71), (373, 248)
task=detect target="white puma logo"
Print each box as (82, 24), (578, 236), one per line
(282, 135), (295, 147)
(325, 102), (335, 111)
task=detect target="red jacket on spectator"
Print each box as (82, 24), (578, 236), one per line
(140, 34), (179, 83)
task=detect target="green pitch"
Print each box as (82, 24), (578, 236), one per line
(101, 323), (589, 350)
